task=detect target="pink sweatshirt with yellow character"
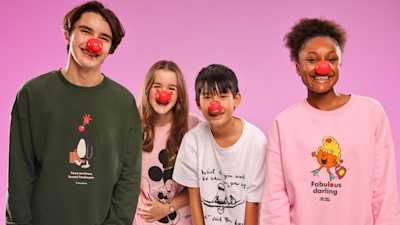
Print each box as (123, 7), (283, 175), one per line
(261, 95), (400, 225)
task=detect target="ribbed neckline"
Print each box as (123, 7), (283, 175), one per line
(303, 94), (355, 116)
(56, 69), (109, 91)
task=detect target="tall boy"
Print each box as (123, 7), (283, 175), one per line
(7, 2), (141, 225)
(173, 64), (266, 225)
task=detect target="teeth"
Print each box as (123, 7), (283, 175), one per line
(82, 49), (97, 57)
(314, 76), (329, 80)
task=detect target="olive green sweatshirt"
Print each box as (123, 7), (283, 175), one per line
(7, 70), (142, 225)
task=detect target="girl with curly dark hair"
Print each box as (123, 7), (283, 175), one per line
(261, 18), (400, 225)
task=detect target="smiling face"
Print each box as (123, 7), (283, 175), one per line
(296, 36), (342, 95)
(149, 69), (179, 115)
(316, 148), (337, 169)
(66, 12), (113, 71)
(198, 84), (241, 129)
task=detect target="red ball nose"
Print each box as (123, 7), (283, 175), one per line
(208, 101), (223, 115)
(86, 38), (103, 54)
(315, 60), (331, 75)
(156, 90), (172, 105)
(78, 125), (85, 133)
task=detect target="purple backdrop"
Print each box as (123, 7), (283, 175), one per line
(1, 0), (399, 223)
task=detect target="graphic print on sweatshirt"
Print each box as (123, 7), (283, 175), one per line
(67, 113), (95, 185)
(310, 136), (347, 201)
(143, 149), (181, 224)
(200, 168), (245, 224)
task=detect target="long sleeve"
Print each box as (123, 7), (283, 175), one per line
(260, 120), (290, 225)
(372, 106), (400, 225)
(6, 88), (38, 225)
(103, 100), (142, 225)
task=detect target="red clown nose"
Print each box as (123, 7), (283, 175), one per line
(315, 60), (331, 75)
(208, 101), (223, 115)
(156, 90), (172, 105)
(78, 125), (85, 133)
(86, 38), (103, 54)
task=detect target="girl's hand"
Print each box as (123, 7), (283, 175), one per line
(137, 199), (170, 222)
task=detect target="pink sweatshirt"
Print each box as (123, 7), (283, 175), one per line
(133, 115), (200, 225)
(261, 95), (400, 225)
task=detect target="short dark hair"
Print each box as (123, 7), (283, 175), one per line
(284, 18), (346, 62)
(195, 64), (239, 106)
(63, 1), (125, 54)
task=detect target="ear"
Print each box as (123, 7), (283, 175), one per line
(338, 55), (343, 67)
(233, 93), (241, 109)
(337, 46), (343, 66)
(295, 63), (302, 77)
(64, 31), (71, 53)
(196, 102), (201, 111)
(64, 31), (70, 43)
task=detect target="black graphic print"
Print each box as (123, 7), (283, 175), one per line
(148, 149), (179, 224)
(69, 114), (94, 169)
(202, 181), (244, 215)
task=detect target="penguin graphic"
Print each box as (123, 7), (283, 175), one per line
(69, 114), (94, 169)
(75, 135), (94, 168)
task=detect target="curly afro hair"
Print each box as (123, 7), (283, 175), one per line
(284, 18), (347, 62)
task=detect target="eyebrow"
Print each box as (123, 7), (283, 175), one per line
(153, 82), (177, 87)
(305, 52), (318, 56)
(77, 25), (112, 40)
(306, 50), (337, 56)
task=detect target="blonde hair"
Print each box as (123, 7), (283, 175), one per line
(318, 136), (341, 163)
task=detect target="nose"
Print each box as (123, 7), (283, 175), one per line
(86, 38), (103, 54)
(315, 60), (331, 75)
(155, 89), (172, 105)
(208, 101), (223, 114)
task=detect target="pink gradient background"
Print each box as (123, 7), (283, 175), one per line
(1, 0), (399, 223)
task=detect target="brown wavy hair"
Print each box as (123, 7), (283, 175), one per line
(63, 1), (125, 54)
(140, 60), (189, 167)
